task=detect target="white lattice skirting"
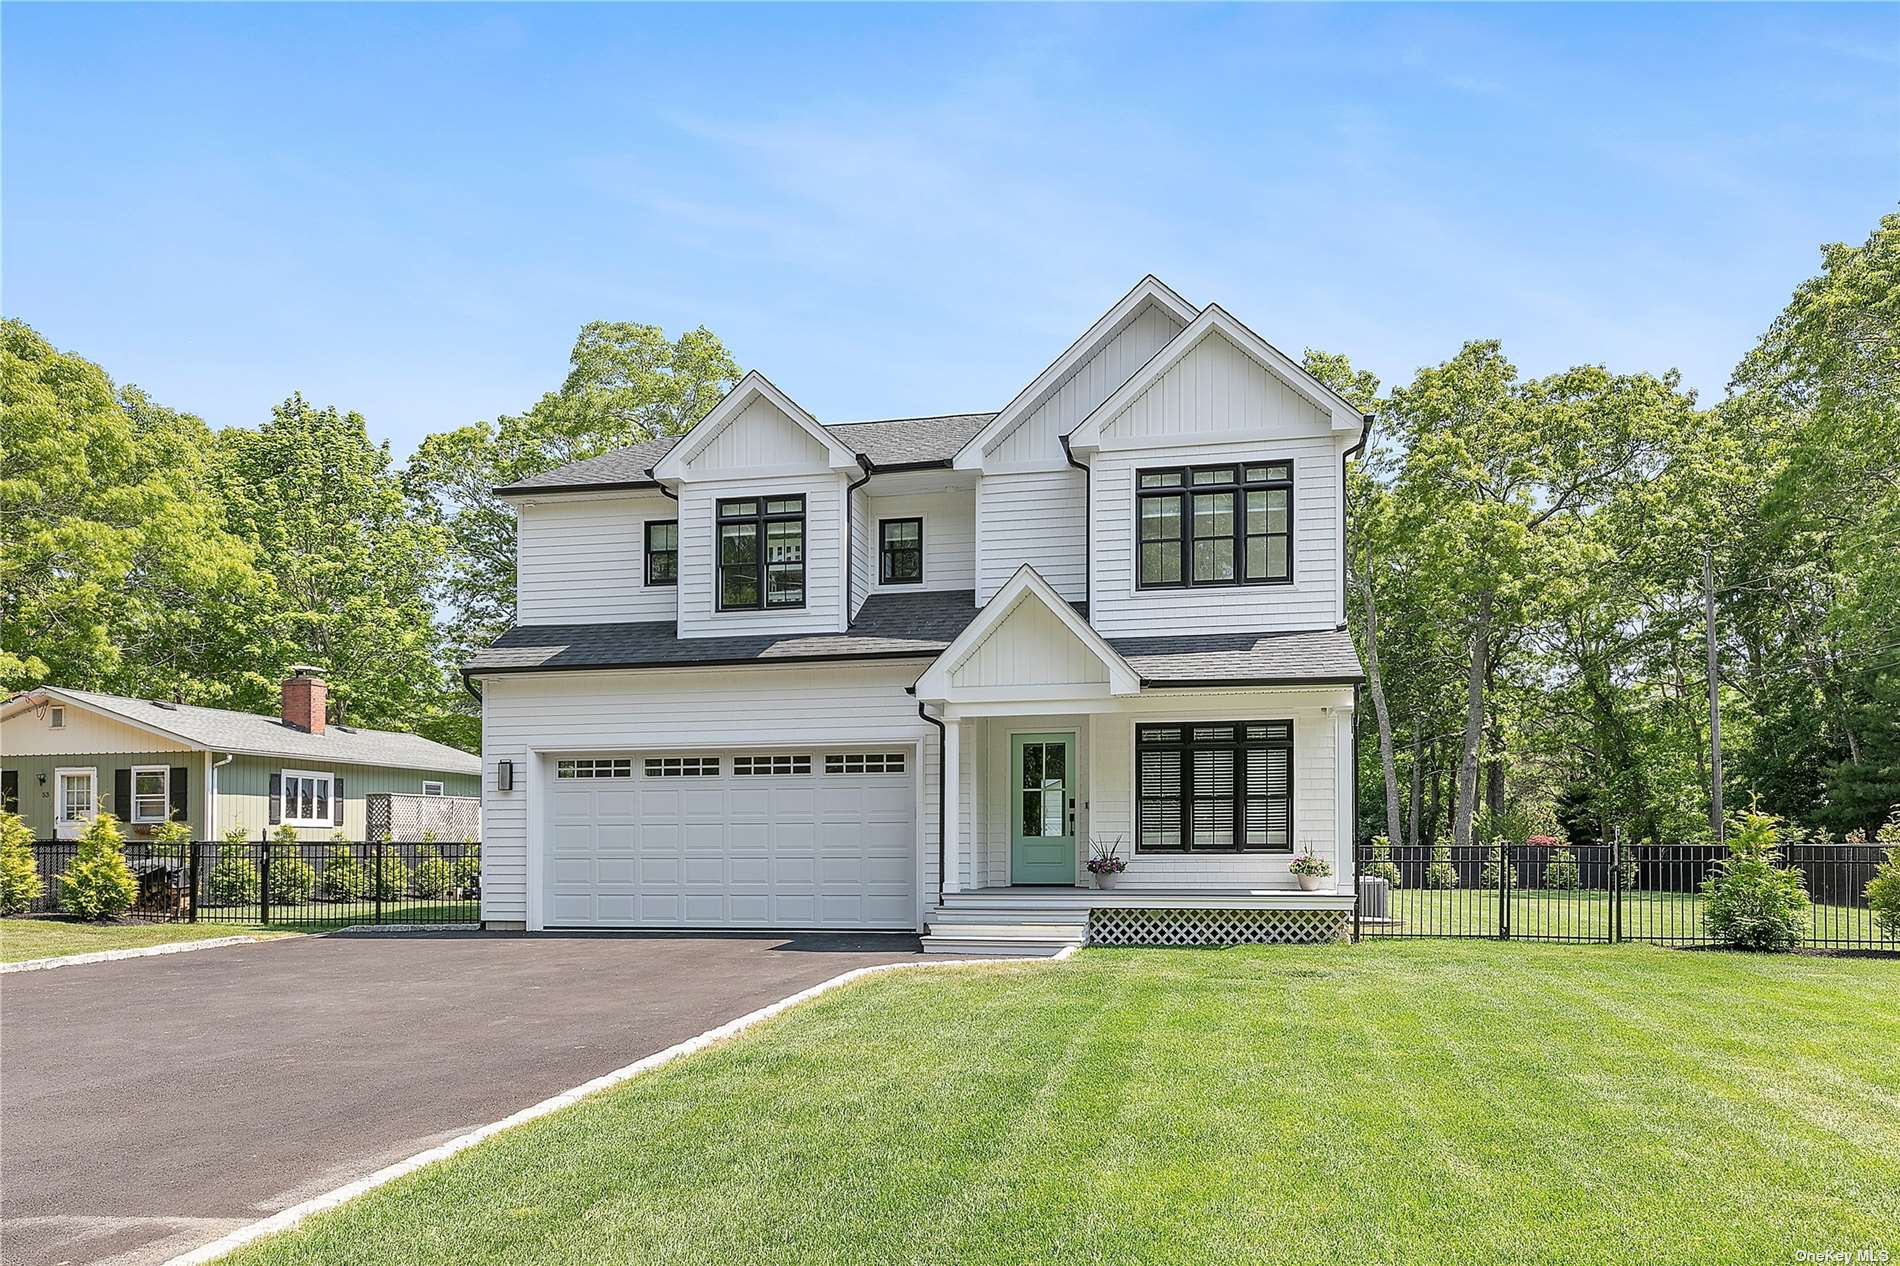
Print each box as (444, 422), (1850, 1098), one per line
(1087, 907), (1350, 947)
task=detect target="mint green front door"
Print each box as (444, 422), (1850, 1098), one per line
(1010, 733), (1076, 885)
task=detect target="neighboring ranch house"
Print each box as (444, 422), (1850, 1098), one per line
(466, 277), (1369, 952)
(1, 673), (481, 842)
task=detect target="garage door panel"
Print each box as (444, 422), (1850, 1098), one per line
(545, 757), (915, 930)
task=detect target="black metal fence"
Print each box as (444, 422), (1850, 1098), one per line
(1355, 841), (1897, 951)
(23, 840), (481, 929)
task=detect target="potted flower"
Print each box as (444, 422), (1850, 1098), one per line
(1086, 836), (1128, 890)
(1290, 848), (1333, 892)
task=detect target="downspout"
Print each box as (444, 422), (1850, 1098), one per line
(1351, 684), (1362, 941)
(844, 455), (875, 619)
(1337, 411), (1373, 630)
(1059, 433), (1091, 612)
(915, 697), (947, 906)
(209, 752), (234, 839)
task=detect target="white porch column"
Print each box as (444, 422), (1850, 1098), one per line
(942, 719), (962, 895)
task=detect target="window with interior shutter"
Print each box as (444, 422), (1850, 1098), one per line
(1135, 721), (1293, 853)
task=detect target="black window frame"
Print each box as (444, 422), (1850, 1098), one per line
(878, 516), (924, 586)
(1135, 462), (1294, 590)
(644, 519), (678, 587)
(716, 495), (806, 611)
(1134, 721), (1294, 854)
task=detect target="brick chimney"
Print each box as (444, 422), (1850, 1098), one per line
(281, 667), (327, 734)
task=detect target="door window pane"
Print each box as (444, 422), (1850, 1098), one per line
(1020, 790), (1042, 838)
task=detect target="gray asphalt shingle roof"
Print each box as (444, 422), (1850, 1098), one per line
(493, 412), (996, 495)
(468, 590), (1364, 685)
(22, 688), (481, 773)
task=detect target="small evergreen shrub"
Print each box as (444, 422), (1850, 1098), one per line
(372, 840), (410, 901)
(149, 816), (192, 868)
(1864, 813), (1900, 940)
(1479, 842), (1505, 889)
(206, 835), (262, 908)
(0, 809), (46, 915)
(1424, 841), (1459, 890)
(58, 813), (139, 920)
(268, 825), (316, 906)
(413, 846), (454, 899)
(451, 839), (481, 895)
(1543, 848), (1581, 890)
(1365, 835), (1401, 889)
(1702, 810), (1808, 951)
(319, 842), (369, 901)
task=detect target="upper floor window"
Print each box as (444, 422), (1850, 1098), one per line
(645, 520), (678, 586)
(879, 517), (923, 585)
(1136, 463), (1293, 589)
(717, 496), (805, 610)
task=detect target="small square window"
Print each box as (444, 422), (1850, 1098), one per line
(422, 780), (445, 796)
(50, 706), (65, 729)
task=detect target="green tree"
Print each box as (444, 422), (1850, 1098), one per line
(58, 813), (139, 920)
(1702, 809), (1808, 950)
(0, 809), (46, 915)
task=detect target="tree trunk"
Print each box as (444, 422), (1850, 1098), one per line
(1424, 742), (1442, 846)
(1407, 729), (1423, 848)
(1454, 591), (1492, 851)
(1358, 574), (1404, 847)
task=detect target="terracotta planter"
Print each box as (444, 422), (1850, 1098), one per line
(1295, 872), (1329, 892)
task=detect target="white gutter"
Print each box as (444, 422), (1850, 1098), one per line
(208, 752), (233, 839)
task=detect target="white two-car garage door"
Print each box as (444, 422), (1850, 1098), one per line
(544, 750), (916, 929)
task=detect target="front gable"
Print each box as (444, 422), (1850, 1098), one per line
(0, 689), (197, 757)
(915, 566), (1139, 702)
(654, 372), (860, 480)
(1067, 305), (1365, 455)
(954, 276), (1196, 472)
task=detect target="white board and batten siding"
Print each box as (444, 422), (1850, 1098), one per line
(988, 301), (1186, 467)
(866, 491), (976, 595)
(689, 394), (831, 469)
(948, 598), (1109, 692)
(478, 662), (942, 928)
(975, 470), (1087, 604)
(515, 493), (679, 625)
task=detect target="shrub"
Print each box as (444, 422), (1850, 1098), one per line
(371, 841), (410, 901)
(0, 809), (46, 915)
(451, 840), (481, 895)
(319, 843), (369, 901)
(413, 846), (454, 899)
(1479, 842), (1505, 889)
(1424, 841), (1459, 890)
(206, 836), (262, 908)
(58, 813), (139, 920)
(1866, 813), (1900, 940)
(267, 825), (315, 906)
(1702, 810), (1808, 951)
(1544, 848), (1581, 890)
(149, 816), (192, 868)
(1365, 835), (1401, 889)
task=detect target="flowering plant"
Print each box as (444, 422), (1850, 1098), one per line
(1289, 849), (1333, 877)
(1085, 836), (1128, 875)
(1526, 834), (1564, 849)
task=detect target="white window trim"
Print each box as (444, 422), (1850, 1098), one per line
(282, 767), (336, 827)
(54, 766), (97, 825)
(130, 764), (172, 824)
(422, 780), (445, 797)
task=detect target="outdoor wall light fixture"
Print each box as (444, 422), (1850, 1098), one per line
(496, 760), (514, 792)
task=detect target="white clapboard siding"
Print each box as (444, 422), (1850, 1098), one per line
(949, 598), (1109, 690)
(686, 394), (829, 471)
(676, 473), (848, 638)
(991, 302), (1185, 466)
(515, 493), (679, 625)
(866, 490), (976, 594)
(1089, 437), (1342, 637)
(479, 662), (941, 927)
(975, 469), (1087, 604)
(1101, 328), (1332, 444)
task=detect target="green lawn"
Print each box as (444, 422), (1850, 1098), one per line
(0, 917), (291, 963)
(222, 941), (1897, 1266)
(1379, 887), (1893, 945)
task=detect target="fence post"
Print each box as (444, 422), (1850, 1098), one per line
(373, 839), (384, 926)
(259, 838), (272, 926)
(188, 841), (200, 922)
(1352, 838), (1362, 943)
(1611, 829), (1623, 943)
(1499, 844), (1511, 941)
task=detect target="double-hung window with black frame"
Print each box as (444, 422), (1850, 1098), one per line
(717, 495), (805, 610)
(878, 517), (923, 585)
(1135, 721), (1293, 853)
(644, 520), (678, 586)
(1136, 462), (1293, 589)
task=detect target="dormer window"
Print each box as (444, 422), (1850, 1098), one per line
(879, 517), (923, 585)
(645, 520), (678, 586)
(1136, 462), (1292, 589)
(717, 495), (805, 610)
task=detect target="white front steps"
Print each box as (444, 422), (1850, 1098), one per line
(922, 892), (1092, 956)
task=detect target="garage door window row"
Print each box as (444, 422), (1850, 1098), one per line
(644, 757), (722, 777)
(825, 752), (906, 774)
(733, 755), (812, 776)
(556, 758), (635, 779)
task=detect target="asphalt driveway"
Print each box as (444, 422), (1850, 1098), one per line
(0, 930), (923, 1266)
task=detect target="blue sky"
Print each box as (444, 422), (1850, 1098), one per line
(5, 3), (1896, 458)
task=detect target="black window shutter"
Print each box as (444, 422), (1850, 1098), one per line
(269, 772), (282, 825)
(1, 770), (18, 814)
(332, 776), (345, 826)
(170, 766), (189, 826)
(115, 768), (132, 820)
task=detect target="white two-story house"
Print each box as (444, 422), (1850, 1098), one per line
(466, 278), (1368, 952)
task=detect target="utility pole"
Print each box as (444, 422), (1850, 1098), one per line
(1704, 549), (1724, 844)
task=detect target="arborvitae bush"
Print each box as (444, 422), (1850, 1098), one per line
(319, 841), (369, 901)
(268, 825), (315, 906)
(206, 829), (262, 907)
(372, 839), (410, 901)
(1544, 848), (1581, 890)
(1424, 841), (1459, 890)
(150, 816), (192, 869)
(451, 839), (481, 895)
(1703, 810), (1808, 951)
(413, 846), (453, 899)
(58, 813), (139, 920)
(0, 809), (46, 915)
(1480, 843), (1505, 889)
(1366, 835), (1402, 889)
